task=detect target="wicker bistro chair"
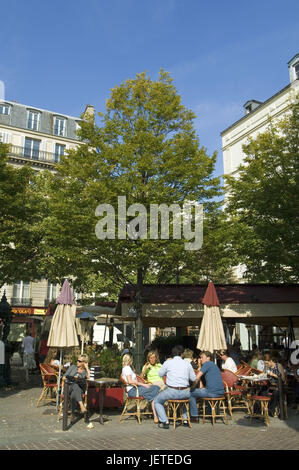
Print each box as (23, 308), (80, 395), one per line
(36, 364), (60, 407)
(221, 370), (250, 418)
(201, 396), (228, 425)
(119, 375), (153, 424)
(248, 395), (271, 427)
(166, 399), (192, 429)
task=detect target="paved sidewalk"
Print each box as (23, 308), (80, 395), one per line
(0, 362), (299, 451)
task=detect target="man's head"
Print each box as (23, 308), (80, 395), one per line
(172, 345), (184, 357)
(200, 351), (212, 364)
(218, 350), (228, 360)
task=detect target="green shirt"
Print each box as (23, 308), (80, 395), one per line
(143, 363), (162, 383)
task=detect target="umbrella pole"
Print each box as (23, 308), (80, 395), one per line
(81, 338), (84, 355)
(56, 349), (62, 412)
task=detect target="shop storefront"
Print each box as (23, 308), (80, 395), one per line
(8, 306), (47, 356)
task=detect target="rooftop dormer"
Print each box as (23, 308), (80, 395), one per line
(243, 99), (263, 115)
(288, 53), (299, 83)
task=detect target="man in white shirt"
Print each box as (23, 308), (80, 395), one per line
(218, 350), (237, 373)
(153, 345), (196, 429)
(22, 331), (36, 381)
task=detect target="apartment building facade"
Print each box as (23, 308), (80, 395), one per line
(0, 100), (92, 335)
(221, 54), (299, 349)
(221, 53), (299, 178)
(0, 100), (83, 170)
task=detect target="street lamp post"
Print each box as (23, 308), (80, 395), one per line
(0, 292), (13, 387)
(135, 268), (144, 374)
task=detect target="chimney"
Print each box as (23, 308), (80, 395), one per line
(83, 104), (95, 121)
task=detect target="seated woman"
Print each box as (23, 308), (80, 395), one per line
(261, 353), (286, 416)
(190, 349), (201, 371)
(63, 354), (90, 421)
(182, 348), (194, 364)
(122, 353), (160, 423)
(140, 350), (165, 389)
(44, 348), (60, 367)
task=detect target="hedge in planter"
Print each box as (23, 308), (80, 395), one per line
(85, 346), (124, 409)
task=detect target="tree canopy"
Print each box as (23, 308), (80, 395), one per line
(0, 143), (45, 288)
(38, 71), (233, 300)
(224, 100), (299, 282)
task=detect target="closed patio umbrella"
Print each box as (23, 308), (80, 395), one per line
(47, 280), (79, 410)
(197, 282), (227, 357)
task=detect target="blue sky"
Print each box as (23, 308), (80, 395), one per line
(1, 0), (299, 178)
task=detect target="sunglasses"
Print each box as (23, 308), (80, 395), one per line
(77, 359), (83, 363)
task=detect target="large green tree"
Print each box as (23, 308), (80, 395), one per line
(0, 143), (45, 288)
(39, 71), (234, 368)
(224, 100), (299, 282)
(39, 71), (233, 291)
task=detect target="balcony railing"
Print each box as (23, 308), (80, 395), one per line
(11, 298), (32, 306)
(8, 145), (59, 164)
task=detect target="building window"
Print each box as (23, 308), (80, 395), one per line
(0, 131), (10, 143)
(46, 282), (58, 305)
(54, 116), (66, 136)
(27, 110), (40, 131)
(0, 104), (10, 115)
(24, 137), (40, 160)
(54, 143), (65, 162)
(295, 62), (299, 80)
(12, 281), (31, 306)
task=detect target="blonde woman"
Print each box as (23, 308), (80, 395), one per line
(122, 354), (160, 423)
(141, 351), (165, 389)
(63, 354), (90, 421)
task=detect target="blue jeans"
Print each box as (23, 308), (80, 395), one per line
(154, 387), (191, 423)
(184, 388), (224, 418)
(128, 385), (160, 402)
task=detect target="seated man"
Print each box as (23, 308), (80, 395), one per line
(153, 345), (196, 429)
(227, 344), (241, 365)
(185, 350), (225, 420)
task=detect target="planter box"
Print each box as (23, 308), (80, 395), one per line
(88, 385), (124, 409)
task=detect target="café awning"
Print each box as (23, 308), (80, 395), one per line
(116, 283), (299, 328)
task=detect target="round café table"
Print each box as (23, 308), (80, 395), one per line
(86, 377), (121, 425)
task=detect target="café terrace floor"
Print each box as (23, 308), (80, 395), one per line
(0, 357), (299, 452)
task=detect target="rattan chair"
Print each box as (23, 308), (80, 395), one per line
(248, 395), (271, 427)
(221, 370), (250, 418)
(167, 398), (192, 429)
(201, 396), (228, 425)
(119, 375), (152, 424)
(36, 364), (59, 407)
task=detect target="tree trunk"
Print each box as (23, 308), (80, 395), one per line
(135, 267), (144, 374)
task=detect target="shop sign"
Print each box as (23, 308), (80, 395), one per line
(12, 307), (33, 315)
(33, 308), (46, 316)
(12, 307), (47, 316)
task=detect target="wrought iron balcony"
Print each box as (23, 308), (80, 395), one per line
(8, 145), (59, 164)
(11, 298), (32, 306)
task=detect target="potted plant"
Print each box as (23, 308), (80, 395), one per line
(85, 345), (124, 409)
